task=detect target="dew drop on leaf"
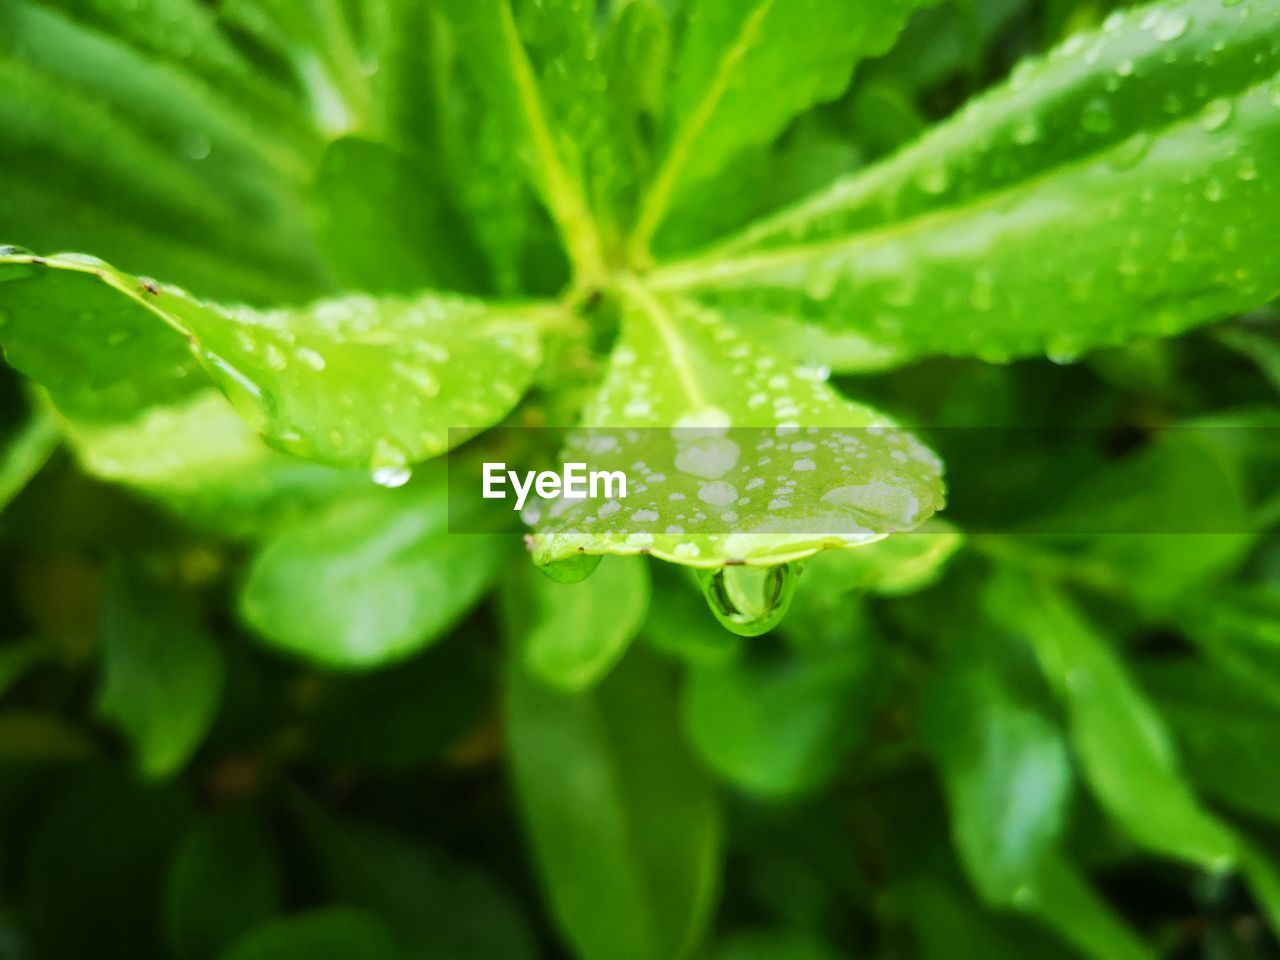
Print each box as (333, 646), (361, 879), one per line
(697, 564), (798, 637)
(1152, 11), (1190, 41)
(1011, 115), (1041, 145)
(1080, 97), (1113, 133)
(915, 164), (950, 195)
(1197, 97), (1233, 131)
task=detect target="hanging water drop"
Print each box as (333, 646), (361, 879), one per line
(372, 466), (412, 488)
(540, 553), (603, 584)
(697, 563), (798, 637)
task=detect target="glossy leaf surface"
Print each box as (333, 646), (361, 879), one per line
(240, 482), (506, 668)
(530, 291), (944, 568)
(631, 0), (929, 250)
(655, 0), (1280, 365)
(504, 648), (721, 960)
(0, 252), (547, 468)
(520, 556), (652, 691)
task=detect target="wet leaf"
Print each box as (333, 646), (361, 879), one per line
(519, 556), (651, 691)
(504, 647), (721, 960)
(438, 0), (612, 278)
(529, 291), (944, 568)
(240, 479), (506, 668)
(630, 0), (930, 251)
(654, 0), (1280, 365)
(0, 251), (548, 468)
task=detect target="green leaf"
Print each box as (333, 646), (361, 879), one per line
(219, 909), (400, 960)
(504, 647), (721, 960)
(97, 563), (224, 778)
(529, 290), (944, 568)
(519, 556), (651, 691)
(1143, 661), (1280, 827)
(922, 640), (1071, 905)
(0, 251), (548, 468)
(437, 0), (610, 279)
(708, 929), (843, 960)
(55, 389), (372, 539)
(653, 0), (1280, 365)
(0, 1), (324, 303)
(297, 806), (538, 960)
(798, 519), (962, 597)
(629, 0), (929, 252)
(1176, 586), (1280, 710)
(683, 610), (880, 797)
(0, 408), (59, 512)
(1020, 427), (1254, 610)
(642, 565), (743, 666)
(311, 137), (486, 295)
(166, 810), (282, 960)
(1025, 854), (1154, 960)
(985, 569), (1239, 871)
(239, 480), (506, 668)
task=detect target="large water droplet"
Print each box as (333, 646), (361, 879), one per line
(698, 563), (798, 637)
(373, 466), (412, 488)
(1198, 97), (1233, 131)
(1153, 11), (1190, 41)
(1109, 132), (1152, 170)
(541, 553), (602, 584)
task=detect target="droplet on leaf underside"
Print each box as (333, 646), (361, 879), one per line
(698, 564), (798, 637)
(540, 553), (603, 584)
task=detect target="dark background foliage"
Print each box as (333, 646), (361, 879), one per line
(1, 0), (1279, 958)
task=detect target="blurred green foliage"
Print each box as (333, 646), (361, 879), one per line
(0, 0), (1279, 958)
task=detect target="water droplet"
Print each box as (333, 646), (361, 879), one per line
(1203, 176), (1224, 201)
(181, 132), (211, 160)
(1080, 98), (1113, 133)
(1197, 97), (1233, 131)
(1011, 115), (1041, 145)
(372, 466), (412, 488)
(1114, 58), (1136, 77)
(1109, 132), (1151, 170)
(1153, 11), (1190, 41)
(698, 564), (798, 637)
(263, 342), (288, 370)
(541, 553), (602, 584)
(1238, 156), (1258, 180)
(915, 163), (950, 195)
(295, 346), (327, 371)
